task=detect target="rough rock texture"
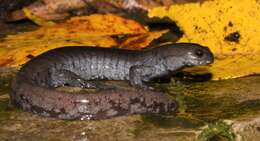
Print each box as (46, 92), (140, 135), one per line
(3, 0), (209, 21)
(0, 0), (35, 20)
(1, 72), (260, 141)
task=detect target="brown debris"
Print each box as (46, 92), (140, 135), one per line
(6, 0), (210, 21)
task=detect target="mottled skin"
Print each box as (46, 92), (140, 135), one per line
(11, 43), (214, 120)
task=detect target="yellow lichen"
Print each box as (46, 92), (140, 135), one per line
(23, 8), (56, 26)
(0, 14), (166, 67)
(149, 0), (260, 80)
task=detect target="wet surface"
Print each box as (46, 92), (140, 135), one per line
(0, 72), (260, 141)
(0, 20), (260, 141)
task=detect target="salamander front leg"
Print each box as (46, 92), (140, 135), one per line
(129, 66), (155, 89)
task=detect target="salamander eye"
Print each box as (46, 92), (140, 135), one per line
(195, 49), (204, 58)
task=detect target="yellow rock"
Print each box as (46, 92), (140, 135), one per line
(119, 30), (169, 49)
(149, 0), (260, 80)
(0, 14), (166, 68)
(23, 8), (56, 26)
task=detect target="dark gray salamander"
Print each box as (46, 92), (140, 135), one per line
(11, 43), (214, 120)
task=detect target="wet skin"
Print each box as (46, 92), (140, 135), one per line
(11, 43), (214, 120)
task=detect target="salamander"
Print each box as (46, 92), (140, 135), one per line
(11, 43), (214, 120)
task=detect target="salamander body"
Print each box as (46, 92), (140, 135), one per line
(11, 43), (214, 120)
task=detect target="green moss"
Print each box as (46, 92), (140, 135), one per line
(141, 114), (205, 129)
(0, 99), (9, 112)
(198, 121), (235, 141)
(143, 76), (260, 129)
(239, 100), (260, 111)
(132, 122), (153, 137)
(140, 79), (207, 129)
(185, 96), (260, 122)
(167, 79), (187, 114)
(0, 74), (15, 120)
(170, 77), (260, 120)
(0, 74), (13, 96)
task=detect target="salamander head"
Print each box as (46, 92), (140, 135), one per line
(160, 43), (214, 70)
(182, 43), (214, 66)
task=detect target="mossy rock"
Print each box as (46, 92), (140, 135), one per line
(1, 71), (260, 141)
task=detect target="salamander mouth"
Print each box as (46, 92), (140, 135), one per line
(199, 60), (214, 65)
(186, 59), (213, 67)
(205, 60), (213, 65)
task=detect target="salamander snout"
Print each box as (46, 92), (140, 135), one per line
(185, 46), (214, 66)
